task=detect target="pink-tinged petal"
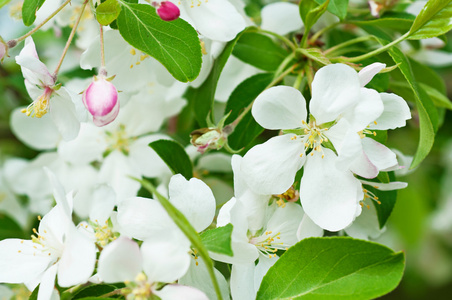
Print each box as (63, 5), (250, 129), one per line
(0, 239), (51, 284)
(297, 214), (324, 241)
(98, 237), (142, 283)
(83, 76), (119, 127)
(362, 137), (398, 171)
(38, 264), (58, 300)
(57, 225), (96, 287)
(261, 2), (303, 35)
(169, 174), (216, 232)
(360, 179), (408, 191)
(252, 86), (307, 130)
(342, 87), (383, 132)
(349, 150), (379, 179)
(50, 89), (81, 141)
(10, 108), (60, 150)
(368, 93), (411, 130)
(310, 64), (361, 125)
(155, 284), (209, 300)
(141, 239), (190, 283)
(241, 134), (305, 195)
(358, 63), (386, 87)
(300, 149), (364, 231)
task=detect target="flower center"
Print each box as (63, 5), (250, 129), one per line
(123, 273), (156, 300)
(91, 220), (118, 248)
(105, 124), (135, 155)
(249, 230), (288, 258)
(360, 187), (381, 209)
(21, 87), (53, 118)
(129, 48), (150, 68)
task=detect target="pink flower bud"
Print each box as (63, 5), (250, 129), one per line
(0, 40), (7, 63)
(155, 1), (180, 21)
(83, 76), (119, 127)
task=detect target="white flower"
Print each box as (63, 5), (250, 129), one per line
(260, 2), (303, 36)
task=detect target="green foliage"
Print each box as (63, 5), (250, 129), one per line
(314, 0), (348, 20)
(96, 0), (122, 26)
(0, 214), (26, 239)
(232, 32), (289, 71)
(200, 224), (233, 256)
(368, 172), (398, 229)
(408, 0), (452, 40)
(117, 2), (202, 82)
(225, 73), (274, 150)
(257, 237), (405, 300)
(299, 0), (329, 34)
(148, 139), (193, 180)
(0, 0), (11, 9)
(22, 0), (46, 26)
(349, 13), (415, 31)
(72, 284), (118, 299)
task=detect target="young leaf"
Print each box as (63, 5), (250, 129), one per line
(96, 0), (121, 26)
(257, 237), (405, 300)
(299, 0), (330, 33)
(232, 32), (289, 71)
(408, 0), (452, 40)
(225, 73), (274, 150)
(148, 139), (193, 180)
(314, 0), (348, 20)
(22, 0), (45, 26)
(117, 2), (202, 82)
(187, 27), (252, 127)
(0, 0), (11, 9)
(200, 224), (233, 256)
(0, 214), (26, 239)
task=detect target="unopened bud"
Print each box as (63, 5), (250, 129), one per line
(83, 75), (119, 127)
(190, 128), (227, 154)
(152, 1), (180, 21)
(0, 37), (7, 63)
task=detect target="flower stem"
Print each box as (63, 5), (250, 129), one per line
(100, 24), (106, 69)
(11, 0), (73, 45)
(324, 35), (375, 55)
(259, 29), (297, 51)
(53, 0), (88, 77)
(308, 22), (340, 45)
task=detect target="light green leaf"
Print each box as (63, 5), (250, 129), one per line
(200, 224), (233, 256)
(419, 83), (452, 110)
(350, 13), (414, 31)
(408, 0), (452, 40)
(314, 0), (348, 20)
(0, 0), (11, 9)
(148, 139), (193, 180)
(257, 237), (405, 300)
(232, 32), (289, 71)
(299, 0), (330, 33)
(96, 0), (121, 26)
(22, 0), (45, 26)
(297, 48), (331, 66)
(117, 2), (201, 82)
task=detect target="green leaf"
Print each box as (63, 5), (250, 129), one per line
(22, 0), (45, 26)
(314, 0), (348, 20)
(148, 139), (193, 180)
(419, 82), (452, 110)
(409, 57), (446, 94)
(225, 73), (274, 150)
(200, 224), (233, 256)
(29, 285), (39, 300)
(408, 0), (452, 40)
(96, 0), (122, 26)
(299, 0), (330, 33)
(365, 172), (398, 229)
(117, 2), (201, 82)
(388, 47), (438, 168)
(0, 0), (11, 9)
(72, 284), (118, 299)
(349, 13), (414, 31)
(297, 48), (331, 66)
(188, 27), (252, 127)
(0, 213), (26, 240)
(232, 32), (289, 71)
(257, 237), (405, 300)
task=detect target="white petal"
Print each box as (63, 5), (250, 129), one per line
(368, 93), (411, 130)
(300, 149), (364, 231)
(44, 168), (72, 217)
(261, 2), (303, 35)
(98, 237), (142, 283)
(344, 204), (384, 240)
(230, 263), (256, 300)
(297, 213), (324, 241)
(349, 150), (379, 179)
(310, 64), (361, 124)
(141, 240), (190, 283)
(57, 225), (96, 287)
(10, 108), (60, 150)
(342, 87), (383, 132)
(37, 264), (58, 300)
(155, 284), (209, 300)
(128, 135), (171, 178)
(358, 63), (386, 87)
(252, 86), (306, 130)
(169, 175), (215, 232)
(89, 185), (116, 224)
(253, 254), (278, 290)
(266, 203), (304, 246)
(360, 180), (408, 191)
(241, 134), (305, 195)
(50, 89), (80, 141)
(362, 138), (398, 171)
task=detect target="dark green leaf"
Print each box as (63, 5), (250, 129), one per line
(149, 139), (193, 180)
(225, 73), (274, 150)
(72, 284), (118, 299)
(188, 27), (253, 127)
(314, 0), (348, 20)
(117, 2), (201, 82)
(232, 32), (289, 71)
(408, 0), (452, 40)
(22, 0), (45, 26)
(366, 172), (398, 229)
(299, 0), (330, 33)
(0, 213), (26, 240)
(29, 285), (39, 300)
(200, 224), (233, 256)
(96, 0), (121, 26)
(257, 237), (405, 300)
(409, 57), (446, 94)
